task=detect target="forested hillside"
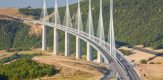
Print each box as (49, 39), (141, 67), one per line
(0, 0), (163, 52)
(19, 0), (163, 49)
(0, 20), (41, 50)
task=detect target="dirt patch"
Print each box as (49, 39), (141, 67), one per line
(0, 50), (5, 54)
(120, 47), (155, 63)
(128, 51), (155, 63)
(0, 51), (13, 60)
(28, 23), (42, 36)
(0, 8), (32, 19)
(149, 57), (163, 64)
(136, 64), (163, 80)
(121, 46), (163, 80)
(32, 56), (107, 80)
(0, 8), (19, 16)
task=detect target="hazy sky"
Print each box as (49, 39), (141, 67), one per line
(0, 0), (78, 8)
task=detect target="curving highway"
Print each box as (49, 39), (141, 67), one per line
(7, 16), (141, 80)
(27, 20), (141, 80)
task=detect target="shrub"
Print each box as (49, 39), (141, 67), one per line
(149, 62), (154, 64)
(0, 58), (58, 80)
(140, 59), (147, 64)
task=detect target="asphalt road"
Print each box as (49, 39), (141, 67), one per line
(116, 53), (141, 80)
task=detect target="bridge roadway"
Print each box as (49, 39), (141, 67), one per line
(21, 18), (141, 80)
(36, 21), (141, 80)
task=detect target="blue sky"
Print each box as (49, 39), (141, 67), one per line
(0, 0), (78, 8)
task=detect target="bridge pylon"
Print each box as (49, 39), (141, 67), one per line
(97, 0), (105, 63)
(76, 0), (83, 59)
(42, 25), (47, 51)
(108, 0), (116, 56)
(53, 0), (61, 55)
(41, 0), (48, 51)
(64, 0), (72, 56)
(97, 51), (104, 63)
(86, 0), (94, 61)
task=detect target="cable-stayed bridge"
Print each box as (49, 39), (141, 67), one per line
(19, 0), (141, 80)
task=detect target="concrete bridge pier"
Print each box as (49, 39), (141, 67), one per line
(53, 27), (59, 55)
(103, 57), (109, 64)
(97, 51), (104, 63)
(87, 43), (93, 61)
(76, 36), (82, 59)
(65, 32), (70, 56)
(42, 25), (47, 51)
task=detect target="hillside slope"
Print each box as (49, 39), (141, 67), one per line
(0, 0), (163, 52)
(19, 0), (163, 49)
(0, 20), (41, 50)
